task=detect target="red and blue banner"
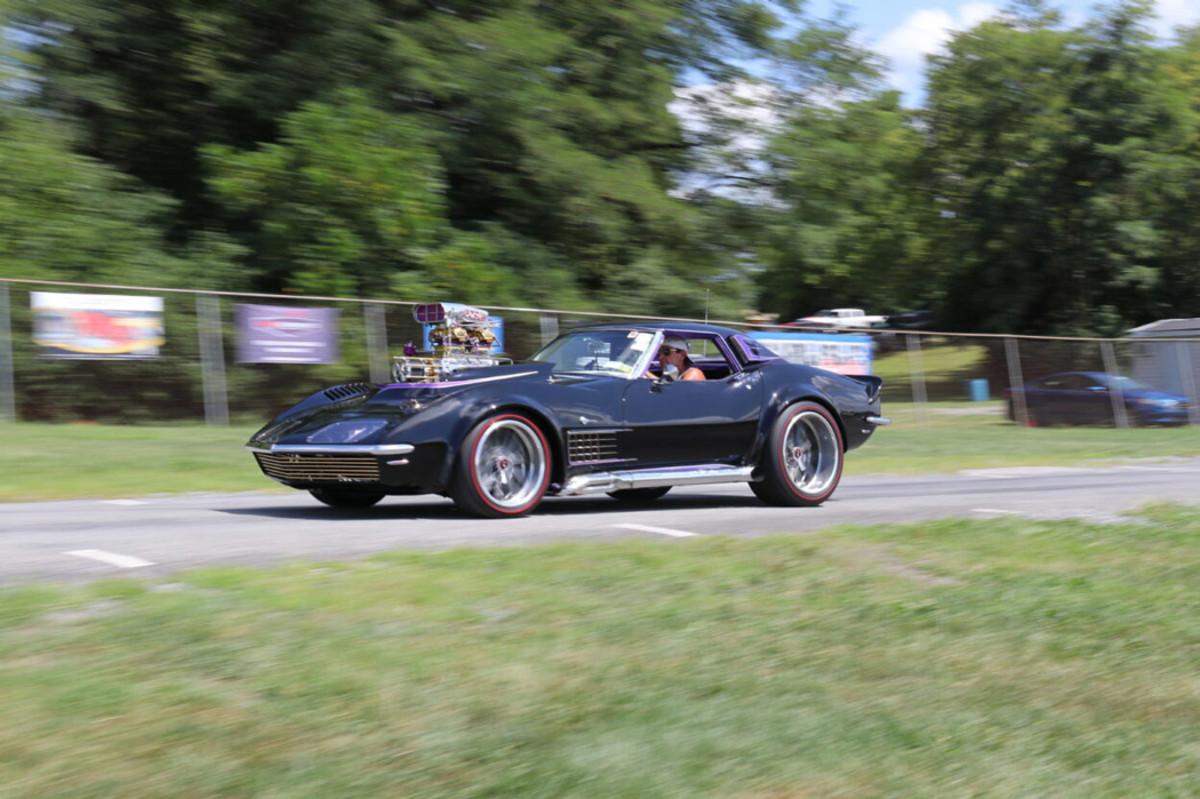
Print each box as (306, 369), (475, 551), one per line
(32, 292), (164, 359)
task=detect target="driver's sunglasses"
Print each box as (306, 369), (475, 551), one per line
(659, 346), (683, 356)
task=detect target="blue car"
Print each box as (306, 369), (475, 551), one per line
(1005, 371), (1193, 427)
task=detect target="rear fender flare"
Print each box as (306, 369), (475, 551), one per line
(750, 388), (844, 468)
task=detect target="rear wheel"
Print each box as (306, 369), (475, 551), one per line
(309, 488), (385, 508)
(751, 402), (843, 506)
(450, 413), (550, 517)
(607, 487), (671, 503)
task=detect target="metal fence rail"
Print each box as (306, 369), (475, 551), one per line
(3, 277), (1198, 427)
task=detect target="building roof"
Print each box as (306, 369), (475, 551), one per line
(1127, 318), (1200, 337)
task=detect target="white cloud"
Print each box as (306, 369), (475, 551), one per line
(874, 0), (1199, 106)
(876, 3), (999, 104)
(1152, 0), (1200, 38)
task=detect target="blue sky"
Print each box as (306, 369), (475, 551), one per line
(805, 0), (1200, 104)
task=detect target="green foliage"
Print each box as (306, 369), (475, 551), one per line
(925, 2), (1200, 335)
(11, 0), (791, 315)
(760, 90), (930, 317)
(0, 107), (186, 285)
(7, 0), (1200, 336)
(205, 90), (447, 297)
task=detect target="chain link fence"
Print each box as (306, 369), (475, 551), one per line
(3, 278), (1198, 428)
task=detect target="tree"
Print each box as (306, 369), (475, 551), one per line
(12, 0), (797, 316)
(924, 1), (1200, 335)
(205, 90), (447, 298)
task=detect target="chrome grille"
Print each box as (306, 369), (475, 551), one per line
(254, 452), (380, 483)
(568, 429), (630, 466)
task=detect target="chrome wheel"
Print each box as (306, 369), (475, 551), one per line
(452, 414), (550, 517)
(780, 409), (841, 497)
(752, 403), (844, 507)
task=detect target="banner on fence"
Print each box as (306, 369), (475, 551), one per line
(236, 304), (340, 363)
(31, 291), (165, 359)
(750, 331), (874, 375)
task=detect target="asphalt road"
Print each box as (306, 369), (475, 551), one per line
(4, 458), (1200, 585)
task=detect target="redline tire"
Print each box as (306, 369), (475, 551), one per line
(450, 413), (550, 518)
(751, 402), (843, 507)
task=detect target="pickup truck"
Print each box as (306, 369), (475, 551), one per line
(784, 308), (888, 329)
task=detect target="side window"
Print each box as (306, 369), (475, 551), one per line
(665, 334), (737, 378)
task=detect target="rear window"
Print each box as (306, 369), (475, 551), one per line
(732, 335), (781, 364)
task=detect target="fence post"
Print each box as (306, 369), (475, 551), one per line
(196, 295), (230, 426)
(1099, 340), (1129, 429)
(364, 303), (390, 384)
(1173, 340), (1200, 427)
(905, 333), (928, 426)
(1004, 336), (1027, 426)
(540, 313), (559, 347)
(0, 284), (14, 423)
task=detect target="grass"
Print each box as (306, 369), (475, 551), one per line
(0, 422), (274, 502)
(873, 341), (991, 402)
(6, 508), (1200, 796)
(853, 402), (1200, 473)
(4, 411), (1200, 501)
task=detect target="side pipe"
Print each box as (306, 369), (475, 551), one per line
(558, 465), (756, 496)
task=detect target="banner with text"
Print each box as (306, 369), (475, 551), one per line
(236, 304), (340, 363)
(751, 331), (873, 375)
(31, 291), (164, 359)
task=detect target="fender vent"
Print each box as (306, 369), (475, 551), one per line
(568, 429), (633, 466)
(323, 383), (375, 401)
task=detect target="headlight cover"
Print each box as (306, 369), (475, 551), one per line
(307, 418), (390, 444)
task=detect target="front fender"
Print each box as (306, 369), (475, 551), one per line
(391, 391), (569, 490)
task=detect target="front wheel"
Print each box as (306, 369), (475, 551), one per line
(450, 413), (551, 518)
(309, 488), (385, 508)
(751, 402), (843, 506)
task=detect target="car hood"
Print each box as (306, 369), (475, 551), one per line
(1122, 387), (1189, 402)
(248, 362), (557, 449)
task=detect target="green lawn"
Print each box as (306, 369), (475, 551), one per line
(5, 412), (1199, 501)
(6, 508), (1200, 796)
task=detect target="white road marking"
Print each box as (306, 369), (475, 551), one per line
(102, 499), (147, 506)
(66, 549), (155, 569)
(613, 523), (697, 538)
(972, 508), (1024, 515)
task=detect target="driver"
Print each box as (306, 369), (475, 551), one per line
(652, 336), (706, 381)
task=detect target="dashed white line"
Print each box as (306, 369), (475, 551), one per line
(66, 549), (155, 569)
(102, 499), (147, 506)
(613, 523), (697, 538)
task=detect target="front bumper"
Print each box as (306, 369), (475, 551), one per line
(247, 442), (448, 492)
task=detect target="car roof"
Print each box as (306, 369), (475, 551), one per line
(574, 321), (746, 338)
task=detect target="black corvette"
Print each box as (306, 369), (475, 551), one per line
(247, 306), (889, 517)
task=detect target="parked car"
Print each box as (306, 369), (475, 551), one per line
(886, 309), (935, 331)
(782, 308), (888, 329)
(247, 305), (890, 517)
(1004, 371), (1192, 427)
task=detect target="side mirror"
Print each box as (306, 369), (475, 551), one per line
(659, 363), (680, 384)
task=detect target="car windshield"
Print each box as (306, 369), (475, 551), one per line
(1109, 375), (1148, 390)
(530, 329), (656, 376)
